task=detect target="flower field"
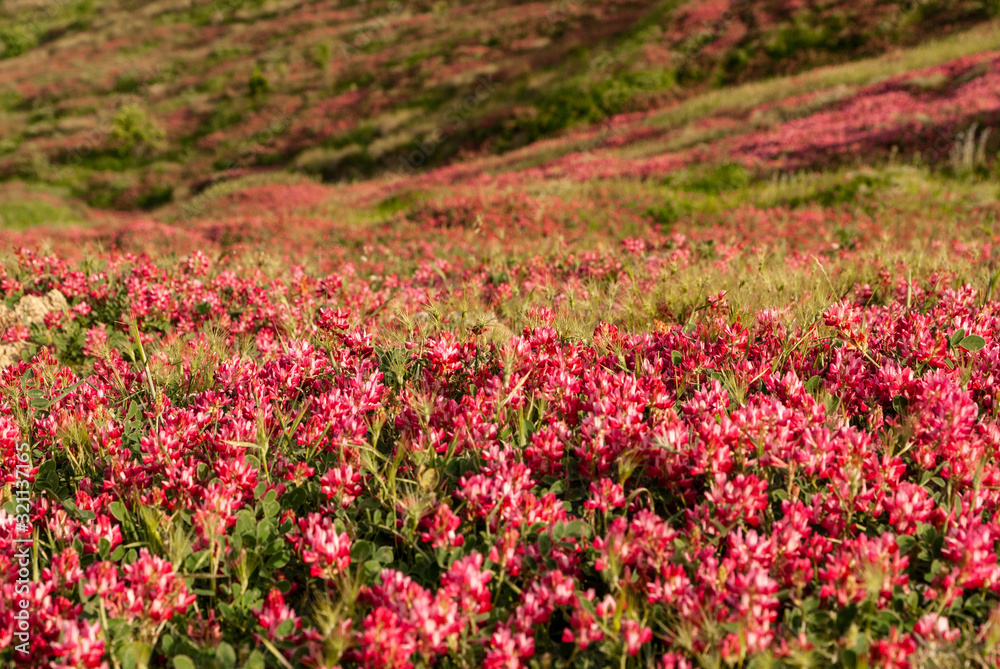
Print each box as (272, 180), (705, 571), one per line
(4, 161), (1000, 667)
(4, 2), (1000, 668)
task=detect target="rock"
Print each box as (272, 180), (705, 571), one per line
(0, 306), (16, 331)
(0, 289), (68, 368)
(0, 341), (30, 369)
(14, 289), (69, 326)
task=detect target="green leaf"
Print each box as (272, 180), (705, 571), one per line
(275, 618), (295, 638)
(949, 328), (966, 348)
(561, 520), (589, 539)
(927, 559), (945, 581)
(538, 532), (552, 555)
(412, 552), (433, 580)
(262, 500), (279, 519)
(118, 641), (153, 669)
(242, 650), (266, 669)
(243, 587), (262, 608)
(109, 501), (128, 522)
(216, 642), (237, 669)
(959, 335), (986, 352)
(172, 657), (195, 669)
(266, 554), (289, 570)
(835, 603), (858, 633)
(527, 521), (547, 535)
(351, 540), (374, 563)
(257, 519), (274, 542)
(34, 459), (59, 495)
(363, 559), (382, 578)
(552, 522), (565, 542)
(874, 607), (902, 633)
(36, 458), (56, 478)
(671, 350), (682, 366)
(282, 485), (308, 509)
(235, 509), (256, 537)
(804, 375), (822, 392)
(374, 546), (393, 564)
(964, 593), (990, 616)
(576, 592), (596, 614)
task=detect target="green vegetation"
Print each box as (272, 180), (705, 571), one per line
(0, 25), (36, 59)
(680, 162), (751, 195)
(137, 184), (174, 210)
(376, 191), (423, 218)
(308, 42), (332, 70)
(110, 104), (166, 158)
(248, 68), (270, 98)
(0, 0), (996, 208)
(0, 196), (82, 229)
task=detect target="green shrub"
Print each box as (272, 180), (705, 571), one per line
(591, 68), (675, 115)
(309, 42), (332, 70)
(332, 68), (374, 94)
(113, 74), (143, 94)
(527, 68), (674, 143)
(137, 184), (174, 210)
(248, 68), (269, 97)
(814, 173), (890, 206)
(110, 104), (165, 157)
(0, 88), (22, 111)
(76, 154), (130, 171)
(776, 172), (892, 210)
(0, 25), (37, 58)
(685, 163), (751, 194)
(534, 83), (604, 136)
(764, 20), (828, 61)
(377, 191), (421, 218)
(294, 145), (376, 181)
(644, 199), (692, 233)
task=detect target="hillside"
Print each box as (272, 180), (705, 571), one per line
(1, 0), (998, 211)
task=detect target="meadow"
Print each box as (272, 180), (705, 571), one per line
(3, 1), (1000, 668)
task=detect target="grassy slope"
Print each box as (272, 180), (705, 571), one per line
(0, 0), (998, 215)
